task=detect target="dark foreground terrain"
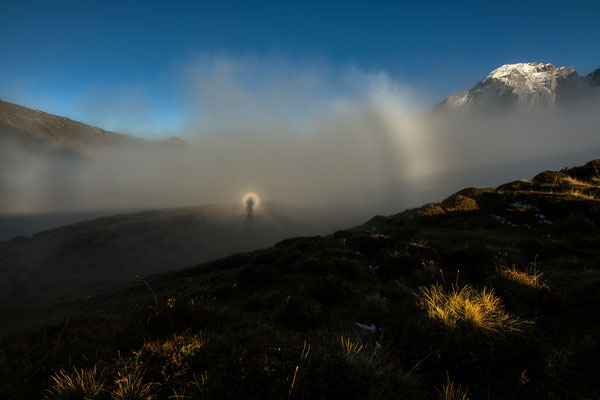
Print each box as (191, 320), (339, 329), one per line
(0, 203), (352, 334)
(1, 161), (600, 399)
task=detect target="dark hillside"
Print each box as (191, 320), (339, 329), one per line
(1, 161), (599, 399)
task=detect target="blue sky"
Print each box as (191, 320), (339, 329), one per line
(1, 0), (598, 137)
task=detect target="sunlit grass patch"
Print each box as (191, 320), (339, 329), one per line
(439, 373), (470, 400)
(371, 233), (390, 240)
(340, 336), (364, 356)
(125, 331), (206, 387)
(420, 203), (445, 216)
(45, 365), (106, 400)
(417, 284), (525, 335)
(497, 265), (548, 290)
(566, 189), (596, 200)
(112, 370), (158, 400)
(562, 175), (598, 188)
(409, 240), (428, 249)
(141, 331), (205, 365)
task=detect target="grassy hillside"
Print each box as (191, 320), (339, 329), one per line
(1, 161), (599, 399)
(0, 203), (353, 334)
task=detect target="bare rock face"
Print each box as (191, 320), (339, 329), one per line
(436, 62), (599, 113)
(587, 68), (600, 87)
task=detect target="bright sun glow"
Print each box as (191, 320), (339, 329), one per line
(242, 192), (261, 208)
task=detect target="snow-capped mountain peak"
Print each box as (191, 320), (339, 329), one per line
(436, 62), (595, 113)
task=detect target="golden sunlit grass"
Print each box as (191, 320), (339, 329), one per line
(45, 366), (105, 400)
(112, 370), (157, 400)
(141, 332), (205, 367)
(439, 373), (470, 400)
(189, 370), (208, 392)
(498, 265), (548, 290)
(561, 175), (597, 188)
(288, 340), (311, 399)
(389, 248), (403, 258)
(409, 239), (428, 248)
(418, 284), (525, 335)
(511, 189), (598, 200)
(340, 336), (364, 355)
(371, 233), (390, 240)
(565, 189), (596, 200)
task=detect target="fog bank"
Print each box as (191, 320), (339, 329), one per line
(2, 57), (600, 219)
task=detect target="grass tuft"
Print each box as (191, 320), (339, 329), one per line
(497, 265), (548, 290)
(45, 365), (106, 400)
(417, 283), (525, 335)
(340, 336), (364, 356)
(439, 373), (470, 400)
(111, 370), (157, 400)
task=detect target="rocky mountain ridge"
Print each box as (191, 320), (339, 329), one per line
(437, 62), (600, 113)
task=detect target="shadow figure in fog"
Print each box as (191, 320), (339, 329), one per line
(246, 196), (255, 228)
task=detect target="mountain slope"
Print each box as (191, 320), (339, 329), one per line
(436, 62), (600, 113)
(0, 100), (144, 152)
(1, 160), (599, 399)
(0, 202), (353, 333)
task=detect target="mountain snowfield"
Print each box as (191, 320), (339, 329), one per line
(437, 62), (600, 112)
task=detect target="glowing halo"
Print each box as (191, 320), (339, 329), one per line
(242, 192), (261, 208)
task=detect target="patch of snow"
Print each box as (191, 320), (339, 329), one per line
(509, 201), (527, 208)
(467, 62), (576, 106)
(489, 214), (517, 227)
(355, 322), (377, 332)
(535, 213), (553, 224)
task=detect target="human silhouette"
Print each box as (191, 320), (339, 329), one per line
(246, 196), (255, 226)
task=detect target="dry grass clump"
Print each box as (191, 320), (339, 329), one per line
(497, 265), (548, 290)
(439, 374), (470, 400)
(371, 233), (390, 240)
(45, 366), (106, 400)
(111, 370), (157, 400)
(417, 284), (524, 335)
(565, 189), (596, 200)
(340, 336), (364, 356)
(562, 175), (597, 189)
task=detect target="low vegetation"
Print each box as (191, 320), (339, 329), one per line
(418, 284), (525, 335)
(497, 264), (548, 290)
(2, 160), (600, 399)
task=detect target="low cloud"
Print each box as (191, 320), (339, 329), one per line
(2, 56), (600, 219)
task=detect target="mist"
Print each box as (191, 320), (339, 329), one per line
(2, 57), (600, 221)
